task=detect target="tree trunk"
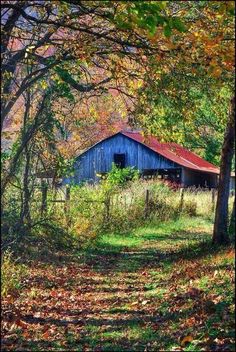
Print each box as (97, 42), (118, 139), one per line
(212, 96), (235, 244)
(20, 146), (31, 225)
(19, 89), (31, 225)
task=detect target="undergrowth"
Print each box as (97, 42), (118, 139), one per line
(1, 251), (27, 298)
(1, 168), (234, 257)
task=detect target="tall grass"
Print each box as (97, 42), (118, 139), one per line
(1, 251), (27, 297)
(61, 180), (222, 247)
(2, 175), (234, 253)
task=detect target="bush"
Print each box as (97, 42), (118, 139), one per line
(1, 251), (27, 298)
(100, 163), (139, 187)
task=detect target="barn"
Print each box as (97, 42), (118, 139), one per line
(64, 130), (235, 189)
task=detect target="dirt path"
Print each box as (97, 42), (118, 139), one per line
(2, 222), (235, 351)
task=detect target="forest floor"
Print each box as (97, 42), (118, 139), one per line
(1, 217), (235, 352)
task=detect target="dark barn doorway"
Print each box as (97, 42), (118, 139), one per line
(114, 153), (126, 168)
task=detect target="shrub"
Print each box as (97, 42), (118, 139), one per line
(101, 163), (139, 187)
(1, 251), (27, 298)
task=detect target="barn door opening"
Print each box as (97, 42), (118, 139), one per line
(114, 153), (126, 168)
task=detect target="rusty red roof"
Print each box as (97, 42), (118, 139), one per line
(121, 130), (221, 174)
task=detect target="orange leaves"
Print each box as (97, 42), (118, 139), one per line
(42, 329), (50, 340)
(50, 289), (58, 298)
(15, 319), (28, 329)
(211, 67), (222, 78)
(180, 335), (193, 347)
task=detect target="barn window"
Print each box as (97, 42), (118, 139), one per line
(114, 153), (126, 168)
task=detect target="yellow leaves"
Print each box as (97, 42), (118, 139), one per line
(193, 31), (200, 38)
(211, 66), (222, 78)
(73, 217), (97, 240)
(40, 80), (48, 90)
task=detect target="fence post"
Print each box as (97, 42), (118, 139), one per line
(64, 185), (71, 227)
(64, 185), (70, 214)
(211, 188), (216, 212)
(41, 181), (48, 216)
(104, 193), (111, 223)
(145, 189), (150, 218)
(179, 187), (184, 212)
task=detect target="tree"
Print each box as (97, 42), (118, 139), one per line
(229, 195), (235, 238)
(2, 0), (189, 247)
(1, 0), (181, 132)
(213, 97), (235, 244)
(2, 0), (190, 194)
(131, 1), (235, 244)
(1, 1), (234, 246)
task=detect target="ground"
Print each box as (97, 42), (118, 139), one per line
(1, 217), (235, 351)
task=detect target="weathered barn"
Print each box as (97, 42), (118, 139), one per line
(64, 130), (235, 189)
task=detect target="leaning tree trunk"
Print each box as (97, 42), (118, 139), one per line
(213, 96), (235, 245)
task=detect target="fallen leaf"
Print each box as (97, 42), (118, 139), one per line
(50, 290), (58, 297)
(22, 331), (30, 339)
(42, 324), (50, 333)
(16, 320), (28, 329)
(141, 300), (148, 305)
(42, 330), (50, 340)
(34, 312), (42, 318)
(180, 335), (193, 347)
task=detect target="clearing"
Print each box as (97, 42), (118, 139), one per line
(2, 217), (235, 351)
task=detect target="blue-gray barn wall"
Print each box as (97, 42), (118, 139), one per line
(65, 134), (178, 184)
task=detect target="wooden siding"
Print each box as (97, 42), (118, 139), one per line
(65, 133), (179, 184)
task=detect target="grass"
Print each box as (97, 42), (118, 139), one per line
(1, 216), (235, 351)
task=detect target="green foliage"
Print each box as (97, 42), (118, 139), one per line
(102, 163), (139, 187)
(57, 155), (76, 178)
(114, 1), (186, 36)
(135, 71), (232, 166)
(1, 251), (27, 297)
(53, 66), (77, 102)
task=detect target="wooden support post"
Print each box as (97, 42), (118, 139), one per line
(179, 187), (184, 212)
(145, 189), (150, 218)
(41, 181), (48, 216)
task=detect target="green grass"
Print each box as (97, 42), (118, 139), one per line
(90, 216), (212, 256)
(96, 232), (144, 251)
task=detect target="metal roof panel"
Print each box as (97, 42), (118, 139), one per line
(121, 131), (220, 174)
